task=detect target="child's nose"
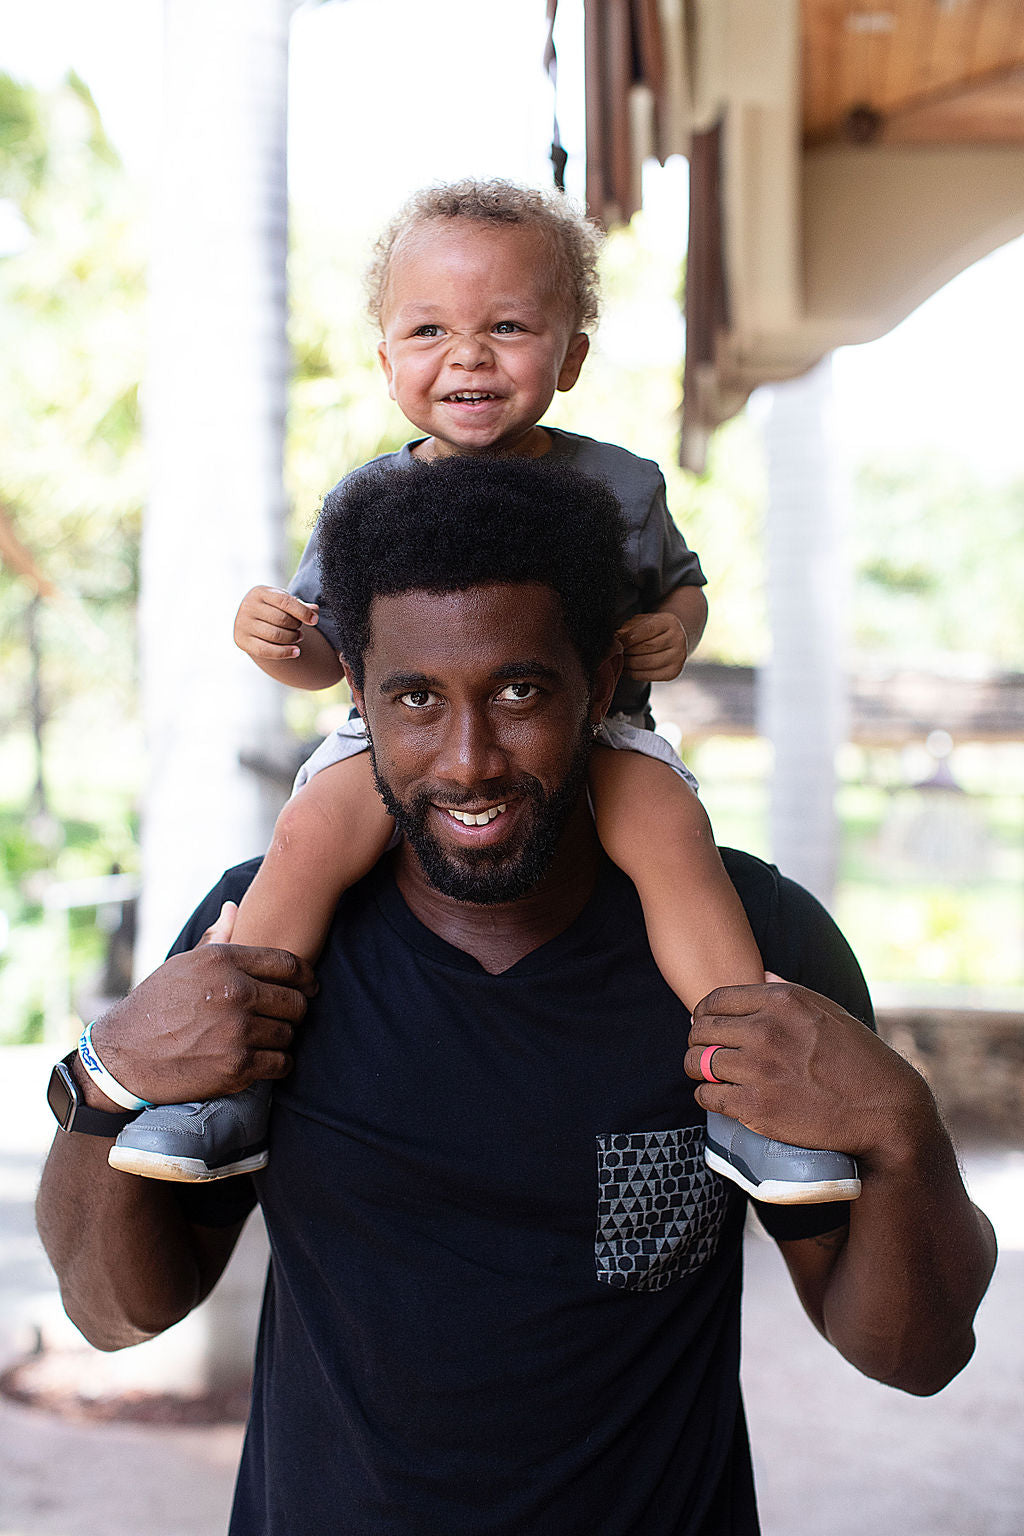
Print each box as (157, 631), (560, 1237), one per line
(449, 332), (493, 368)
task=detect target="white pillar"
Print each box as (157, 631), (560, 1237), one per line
(756, 356), (847, 907)
(138, 0), (293, 978)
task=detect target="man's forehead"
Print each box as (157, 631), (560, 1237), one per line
(363, 582), (579, 678)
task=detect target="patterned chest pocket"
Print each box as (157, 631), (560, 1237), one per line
(595, 1127), (729, 1292)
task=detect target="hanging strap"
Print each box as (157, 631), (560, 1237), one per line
(545, 0), (568, 191)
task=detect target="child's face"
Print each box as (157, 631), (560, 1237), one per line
(377, 221), (589, 458)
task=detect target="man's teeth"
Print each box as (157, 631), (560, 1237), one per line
(447, 804), (507, 826)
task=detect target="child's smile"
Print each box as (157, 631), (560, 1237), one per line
(376, 221), (589, 459)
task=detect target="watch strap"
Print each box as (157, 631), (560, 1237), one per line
(49, 1053), (140, 1137)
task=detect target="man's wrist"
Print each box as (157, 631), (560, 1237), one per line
(77, 1020), (154, 1112)
(856, 1072), (943, 1180)
(68, 1052), (127, 1113)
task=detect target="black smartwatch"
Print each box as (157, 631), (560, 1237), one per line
(47, 1051), (140, 1137)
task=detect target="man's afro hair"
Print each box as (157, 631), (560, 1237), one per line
(316, 453), (628, 690)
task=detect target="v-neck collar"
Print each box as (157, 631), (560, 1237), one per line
(370, 855), (627, 979)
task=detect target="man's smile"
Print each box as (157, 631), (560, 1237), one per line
(430, 796), (520, 850)
(443, 802), (508, 826)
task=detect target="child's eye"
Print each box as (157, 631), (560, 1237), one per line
(492, 321), (523, 335)
(496, 682), (538, 702)
(400, 689), (439, 708)
(412, 324), (442, 338)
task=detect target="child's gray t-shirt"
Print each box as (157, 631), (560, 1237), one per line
(288, 428), (706, 724)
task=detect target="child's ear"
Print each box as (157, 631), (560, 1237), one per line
(557, 332), (590, 393)
(377, 340), (397, 400)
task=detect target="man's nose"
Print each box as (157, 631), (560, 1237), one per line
(434, 707), (506, 787)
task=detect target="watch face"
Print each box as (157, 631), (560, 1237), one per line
(47, 1058), (77, 1130)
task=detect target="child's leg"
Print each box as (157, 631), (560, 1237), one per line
(589, 744), (860, 1205)
(588, 745), (763, 1011)
(230, 752), (394, 961)
(108, 749), (393, 1183)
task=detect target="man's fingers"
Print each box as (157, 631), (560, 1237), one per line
(244, 978), (317, 1025)
(683, 1042), (741, 1084)
(207, 943), (319, 1000)
(248, 1047), (296, 1082)
(200, 901), (237, 946)
(691, 982), (781, 1027)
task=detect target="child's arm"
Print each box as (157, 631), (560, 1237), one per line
(234, 585), (345, 691)
(616, 584), (708, 683)
(588, 744), (762, 1011)
(230, 753), (394, 961)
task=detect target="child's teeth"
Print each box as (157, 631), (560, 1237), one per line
(448, 804), (507, 826)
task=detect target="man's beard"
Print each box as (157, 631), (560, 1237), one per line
(365, 722), (593, 905)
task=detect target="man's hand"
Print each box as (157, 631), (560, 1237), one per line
(88, 928), (318, 1109)
(685, 981), (931, 1165)
(234, 585), (319, 663)
(616, 612), (688, 682)
(685, 981), (997, 1396)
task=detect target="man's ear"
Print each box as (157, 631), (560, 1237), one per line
(342, 660), (366, 720)
(557, 331), (589, 393)
(588, 644), (623, 725)
(377, 339), (397, 400)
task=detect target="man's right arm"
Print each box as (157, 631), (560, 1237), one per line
(36, 1090), (244, 1350)
(35, 903), (317, 1350)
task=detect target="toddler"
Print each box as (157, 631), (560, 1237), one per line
(110, 180), (859, 1206)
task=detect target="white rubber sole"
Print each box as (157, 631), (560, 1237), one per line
(705, 1148), (861, 1205)
(107, 1146), (269, 1182)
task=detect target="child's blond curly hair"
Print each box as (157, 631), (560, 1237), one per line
(366, 178), (603, 334)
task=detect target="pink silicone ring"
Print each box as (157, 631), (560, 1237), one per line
(699, 1045), (723, 1084)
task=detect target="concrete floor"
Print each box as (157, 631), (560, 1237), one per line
(2, 1045), (1021, 1536)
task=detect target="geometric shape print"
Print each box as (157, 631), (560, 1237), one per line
(595, 1126), (729, 1291)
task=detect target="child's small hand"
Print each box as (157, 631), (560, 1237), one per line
(616, 612), (688, 682)
(234, 586), (319, 662)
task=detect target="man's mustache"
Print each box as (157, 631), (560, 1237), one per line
(417, 777), (540, 811)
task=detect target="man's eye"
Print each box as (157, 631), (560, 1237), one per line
(496, 682), (537, 702)
(400, 690), (438, 708)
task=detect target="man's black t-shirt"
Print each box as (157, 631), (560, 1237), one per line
(173, 849), (873, 1536)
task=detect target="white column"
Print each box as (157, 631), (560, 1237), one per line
(756, 356), (847, 907)
(138, 0), (293, 978)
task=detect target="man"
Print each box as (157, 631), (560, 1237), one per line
(38, 455), (995, 1536)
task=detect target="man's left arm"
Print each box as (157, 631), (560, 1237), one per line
(688, 982), (996, 1395)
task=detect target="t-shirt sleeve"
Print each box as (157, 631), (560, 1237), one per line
(287, 525), (343, 654)
(719, 848), (874, 1243)
(633, 474), (706, 609)
(165, 862), (264, 1229)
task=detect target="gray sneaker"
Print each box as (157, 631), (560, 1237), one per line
(704, 1111), (861, 1205)
(108, 1081), (272, 1182)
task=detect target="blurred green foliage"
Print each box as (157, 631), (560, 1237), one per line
(853, 454), (1024, 666)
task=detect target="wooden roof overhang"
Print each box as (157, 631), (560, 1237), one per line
(579, 0), (1024, 469)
